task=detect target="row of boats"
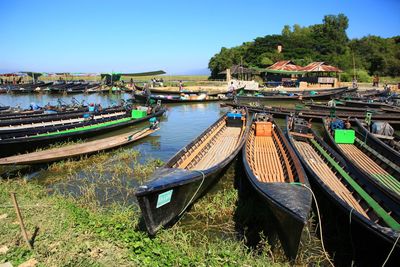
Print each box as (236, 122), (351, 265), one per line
(0, 81), (119, 94)
(1, 88), (399, 265)
(0, 103), (166, 159)
(134, 107), (399, 265)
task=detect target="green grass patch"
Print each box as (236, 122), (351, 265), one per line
(0, 151), (327, 266)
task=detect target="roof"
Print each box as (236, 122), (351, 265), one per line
(266, 60), (302, 71)
(299, 62), (342, 72)
(219, 65), (257, 75)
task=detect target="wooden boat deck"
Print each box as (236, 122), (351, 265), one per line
(173, 120), (243, 170)
(338, 143), (400, 195)
(246, 129), (285, 183)
(294, 140), (368, 218)
(0, 111), (126, 130)
(0, 127), (157, 165)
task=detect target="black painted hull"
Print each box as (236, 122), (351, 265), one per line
(136, 111), (250, 235)
(354, 119), (400, 160)
(242, 119), (311, 259)
(287, 126), (400, 266)
(323, 119), (400, 205)
(0, 107), (125, 126)
(0, 108), (165, 157)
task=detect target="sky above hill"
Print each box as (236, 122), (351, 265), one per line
(1, 0), (399, 74)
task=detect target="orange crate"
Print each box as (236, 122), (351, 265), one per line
(255, 122), (272, 136)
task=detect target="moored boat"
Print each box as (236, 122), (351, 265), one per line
(0, 124), (159, 165)
(0, 106), (166, 157)
(323, 117), (400, 204)
(354, 118), (400, 160)
(136, 109), (250, 234)
(287, 116), (400, 266)
(242, 113), (311, 259)
(133, 91), (221, 103)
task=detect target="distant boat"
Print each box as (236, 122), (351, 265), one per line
(133, 92), (222, 103)
(136, 109), (250, 235)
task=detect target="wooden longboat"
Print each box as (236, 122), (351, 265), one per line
(342, 88), (390, 100)
(242, 113), (311, 260)
(339, 99), (394, 109)
(0, 126), (158, 165)
(236, 87), (349, 102)
(286, 117), (400, 265)
(354, 118), (400, 160)
(305, 103), (383, 113)
(136, 109), (251, 235)
(237, 94), (300, 101)
(0, 106), (125, 126)
(0, 110), (128, 134)
(323, 118), (400, 205)
(133, 92), (221, 103)
(134, 84), (228, 97)
(0, 108), (165, 157)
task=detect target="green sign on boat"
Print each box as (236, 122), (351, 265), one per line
(156, 190), (173, 208)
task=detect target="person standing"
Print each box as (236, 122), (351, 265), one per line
(179, 80), (183, 92)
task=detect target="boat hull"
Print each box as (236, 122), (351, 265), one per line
(0, 108), (165, 157)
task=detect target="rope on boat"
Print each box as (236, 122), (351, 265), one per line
(349, 208), (355, 267)
(291, 182), (334, 267)
(178, 170), (205, 217)
(382, 233), (400, 267)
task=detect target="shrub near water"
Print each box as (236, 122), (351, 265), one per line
(0, 150), (326, 266)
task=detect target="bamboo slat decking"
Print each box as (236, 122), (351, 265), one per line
(246, 129), (285, 183)
(192, 127), (241, 170)
(173, 120), (243, 171)
(338, 143), (400, 195)
(294, 140), (368, 218)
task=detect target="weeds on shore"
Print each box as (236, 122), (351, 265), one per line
(0, 150), (327, 266)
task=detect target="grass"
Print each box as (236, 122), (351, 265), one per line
(0, 150), (327, 266)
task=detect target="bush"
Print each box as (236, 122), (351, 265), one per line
(341, 69), (371, 83)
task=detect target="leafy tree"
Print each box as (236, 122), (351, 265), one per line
(208, 14), (400, 79)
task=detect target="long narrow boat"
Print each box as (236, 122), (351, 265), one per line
(305, 103), (383, 113)
(354, 118), (400, 159)
(286, 117), (400, 265)
(338, 99), (394, 109)
(136, 109), (250, 234)
(323, 118), (400, 204)
(0, 106), (125, 126)
(242, 113), (311, 259)
(236, 87), (349, 102)
(0, 125), (159, 165)
(0, 109), (128, 134)
(0, 107), (165, 157)
(133, 92), (221, 103)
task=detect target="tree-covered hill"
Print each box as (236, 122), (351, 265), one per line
(208, 14), (400, 81)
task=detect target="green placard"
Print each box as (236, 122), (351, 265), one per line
(156, 190), (173, 208)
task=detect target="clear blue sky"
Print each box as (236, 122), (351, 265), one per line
(1, 0), (399, 74)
